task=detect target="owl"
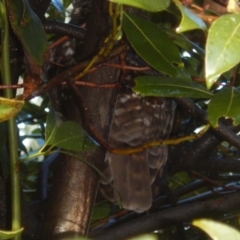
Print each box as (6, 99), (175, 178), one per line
(100, 92), (175, 213)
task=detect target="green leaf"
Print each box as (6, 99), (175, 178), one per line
(205, 14), (240, 89)
(123, 12), (188, 78)
(127, 234), (158, 240)
(110, 0), (170, 12)
(208, 87), (240, 127)
(0, 97), (24, 122)
(133, 76), (213, 98)
(63, 0), (72, 10)
(0, 228), (23, 239)
(192, 219), (240, 240)
(174, 0), (207, 33)
(46, 121), (97, 151)
(45, 105), (64, 141)
(163, 28), (204, 58)
(91, 203), (111, 221)
(7, 0), (48, 65)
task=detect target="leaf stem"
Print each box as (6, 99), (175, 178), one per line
(1, 0), (22, 239)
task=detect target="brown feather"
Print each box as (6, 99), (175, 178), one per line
(100, 93), (175, 212)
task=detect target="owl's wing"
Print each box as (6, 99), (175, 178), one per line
(100, 93), (175, 212)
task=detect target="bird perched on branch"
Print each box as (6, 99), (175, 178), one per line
(100, 92), (175, 212)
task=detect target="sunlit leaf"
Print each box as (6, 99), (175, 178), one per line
(0, 98), (24, 122)
(205, 14), (240, 89)
(127, 234), (158, 240)
(0, 228), (23, 239)
(208, 87), (240, 127)
(110, 0), (170, 12)
(133, 76), (212, 98)
(123, 12), (188, 78)
(7, 0), (48, 65)
(46, 121), (97, 151)
(174, 0), (207, 33)
(192, 219), (240, 240)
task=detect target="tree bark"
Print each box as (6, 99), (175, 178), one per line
(40, 1), (120, 238)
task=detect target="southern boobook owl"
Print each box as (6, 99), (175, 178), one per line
(100, 92), (175, 213)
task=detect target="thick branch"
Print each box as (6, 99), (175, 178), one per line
(44, 20), (86, 39)
(40, 1), (120, 238)
(174, 98), (240, 149)
(28, 44), (127, 99)
(92, 191), (240, 240)
(169, 114), (240, 174)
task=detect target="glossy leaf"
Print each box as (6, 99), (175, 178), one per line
(7, 0), (48, 65)
(133, 76), (213, 98)
(174, 0), (207, 33)
(46, 121), (96, 151)
(110, 0), (170, 12)
(205, 14), (240, 89)
(208, 87), (240, 127)
(45, 105), (64, 141)
(192, 219), (240, 240)
(0, 228), (23, 239)
(163, 28), (205, 58)
(123, 12), (188, 78)
(0, 98), (24, 122)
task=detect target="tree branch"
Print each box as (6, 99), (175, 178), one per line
(92, 191), (240, 240)
(174, 97), (240, 149)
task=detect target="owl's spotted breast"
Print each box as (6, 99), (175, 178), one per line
(100, 92), (175, 212)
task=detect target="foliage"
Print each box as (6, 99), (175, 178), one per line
(0, 98), (23, 122)
(8, 0), (48, 65)
(0, 228), (23, 240)
(122, 12), (188, 77)
(193, 219), (240, 240)
(0, 0), (240, 239)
